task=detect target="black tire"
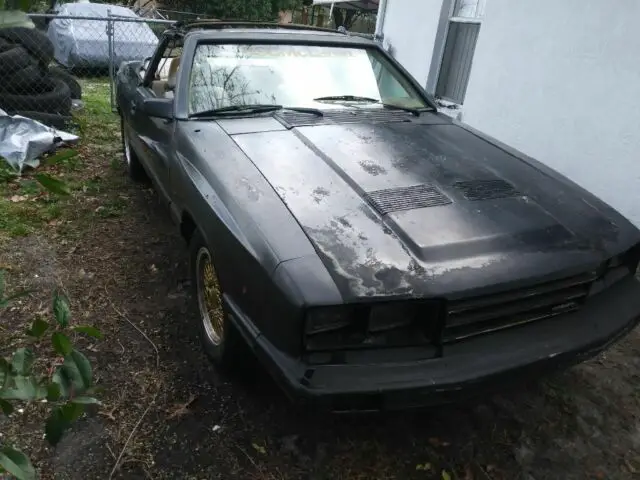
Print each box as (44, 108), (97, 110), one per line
(0, 27), (54, 66)
(14, 110), (74, 130)
(0, 37), (13, 52)
(189, 229), (247, 370)
(120, 116), (148, 182)
(0, 77), (71, 114)
(0, 64), (47, 94)
(0, 45), (33, 76)
(49, 67), (82, 99)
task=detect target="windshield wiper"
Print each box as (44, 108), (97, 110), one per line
(381, 103), (433, 116)
(190, 104), (283, 118)
(313, 95), (380, 103)
(190, 104), (324, 118)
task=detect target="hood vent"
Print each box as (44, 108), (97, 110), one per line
(365, 184), (452, 215)
(453, 179), (521, 201)
(278, 110), (421, 127)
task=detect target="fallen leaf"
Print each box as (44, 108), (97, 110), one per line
(9, 195), (27, 202)
(442, 470), (452, 480)
(98, 407), (117, 422)
(416, 463), (432, 471)
(252, 443), (266, 455)
(166, 394), (197, 420)
(624, 458), (637, 473)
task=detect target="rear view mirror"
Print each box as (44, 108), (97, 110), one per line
(141, 98), (174, 119)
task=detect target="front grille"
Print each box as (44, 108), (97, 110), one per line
(443, 271), (597, 343)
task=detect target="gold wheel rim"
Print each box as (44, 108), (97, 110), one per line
(196, 247), (224, 346)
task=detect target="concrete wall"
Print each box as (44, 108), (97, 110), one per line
(381, 0), (447, 89)
(463, 0), (640, 226)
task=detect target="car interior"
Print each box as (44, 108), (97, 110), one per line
(150, 56), (181, 98)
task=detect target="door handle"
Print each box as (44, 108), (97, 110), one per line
(130, 100), (136, 114)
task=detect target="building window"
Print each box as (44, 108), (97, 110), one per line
(454, 0), (486, 19)
(433, 0), (486, 105)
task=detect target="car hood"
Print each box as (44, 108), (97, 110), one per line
(219, 113), (640, 301)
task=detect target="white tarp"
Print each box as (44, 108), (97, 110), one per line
(47, 2), (158, 69)
(0, 109), (78, 172)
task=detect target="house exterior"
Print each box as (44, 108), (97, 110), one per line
(375, 0), (640, 227)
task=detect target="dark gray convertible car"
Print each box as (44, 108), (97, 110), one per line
(116, 21), (640, 411)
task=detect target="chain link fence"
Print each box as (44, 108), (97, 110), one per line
(0, 11), (174, 130)
(0, 11), (376, 131)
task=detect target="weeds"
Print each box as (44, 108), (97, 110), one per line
(0, 272), (102, 480)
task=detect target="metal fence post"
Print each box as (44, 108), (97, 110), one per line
(107, 10), (116, 112)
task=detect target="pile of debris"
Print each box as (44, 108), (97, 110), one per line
(0, 26), (82, 129)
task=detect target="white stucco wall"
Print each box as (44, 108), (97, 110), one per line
(462, 0), (640, 226)
(381, 0), (447, 88)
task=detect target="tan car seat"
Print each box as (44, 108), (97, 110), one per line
(166, 56), (181, 92)
(150, 56), (181, 98)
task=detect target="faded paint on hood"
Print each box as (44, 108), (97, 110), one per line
(219, 113), (636, 301)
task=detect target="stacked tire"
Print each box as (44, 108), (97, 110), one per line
(0, 27), (82, 130)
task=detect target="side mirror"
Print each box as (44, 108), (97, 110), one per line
(141, 98), (174, 119)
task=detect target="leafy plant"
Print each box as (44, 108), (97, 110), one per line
(0, 272), (102, 480)
(0, 160), (18, 184)
(1, 150), (75, 196)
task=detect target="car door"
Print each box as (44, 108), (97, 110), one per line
(129, 36), (182, 205)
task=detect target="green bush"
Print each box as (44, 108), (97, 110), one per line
(0, 271), (102, 480)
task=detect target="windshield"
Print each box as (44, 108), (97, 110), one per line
(188, 43), (429, 115)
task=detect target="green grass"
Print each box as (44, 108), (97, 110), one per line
(0, 77), (122, 242)
(0, 195), (62, 236)
(95, 196), (129, 218)
(78, 79), (118, 138)
(17, 179), (42, 196)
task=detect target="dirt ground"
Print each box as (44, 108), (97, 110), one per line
(1, 81), (640, 480)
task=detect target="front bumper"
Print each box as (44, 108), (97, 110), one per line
(228, 275), (640, 412)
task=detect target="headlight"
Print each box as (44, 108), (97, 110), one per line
(305, 307), (353, 335)
(608, 255), (623, 268)
(591, 244), (640, 296)
(303, 302), (440, 352)
(623, 242), (640, 273)
(608, 243), (640, 274)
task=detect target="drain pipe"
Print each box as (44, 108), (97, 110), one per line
(374, 0), (388, 43)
